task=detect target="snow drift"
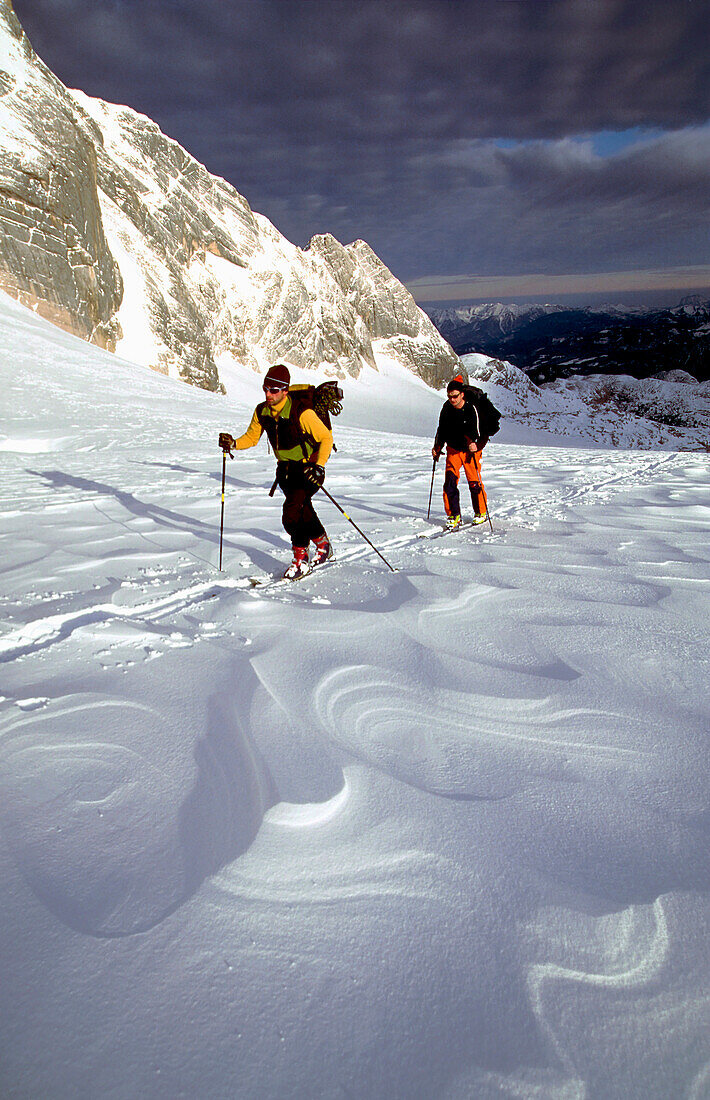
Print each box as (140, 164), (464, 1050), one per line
(1, 289), (709, 1098)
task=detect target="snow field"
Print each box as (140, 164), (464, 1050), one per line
(1, 290), (709, 1098)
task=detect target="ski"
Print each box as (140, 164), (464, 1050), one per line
(247, 554), (338, 590)
(239, 518), (497, 592)
(416, 519), (487, 540)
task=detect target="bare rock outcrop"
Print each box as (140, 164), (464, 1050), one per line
(0, 4), (122, 348)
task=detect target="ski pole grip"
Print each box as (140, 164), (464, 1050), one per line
(219, 432), (234, 458)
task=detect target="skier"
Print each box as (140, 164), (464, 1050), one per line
(432, 374), (497, 529)
(220, 364), (333, 579)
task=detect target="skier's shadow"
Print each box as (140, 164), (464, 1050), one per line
(206, 470), (262, 489)
(137, 459), (257, 491)
(325, 487), (418, 523)
(28, 468), (215, 536)
(138, 460), (203, 476)
(26, 469), (282, 572)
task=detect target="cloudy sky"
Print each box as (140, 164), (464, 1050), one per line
(13, 0), (710, 304)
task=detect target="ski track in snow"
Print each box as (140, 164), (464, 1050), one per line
(0, 445), (687, 663)
(2, 443), (707, 942)
(1, 296), (709, 1096)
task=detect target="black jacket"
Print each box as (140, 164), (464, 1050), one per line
(434, 394), (483, 453)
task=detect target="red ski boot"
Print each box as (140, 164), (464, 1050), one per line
(312, 533), (333, 566)
(283, 546), (310, 580)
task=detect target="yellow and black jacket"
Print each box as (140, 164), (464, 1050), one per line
(233, 391), (333, 465)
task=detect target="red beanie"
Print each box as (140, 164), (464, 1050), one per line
(447, 374), (465, 392)
(264, 363), (290, 388)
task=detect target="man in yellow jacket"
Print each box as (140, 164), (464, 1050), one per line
(221, 364), (333, 579)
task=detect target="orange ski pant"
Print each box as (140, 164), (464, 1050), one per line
(443, 447), (487, 516)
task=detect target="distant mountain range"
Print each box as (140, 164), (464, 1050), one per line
(427, 298), (710, 384)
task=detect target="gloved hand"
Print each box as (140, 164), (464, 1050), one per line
(431, 446), (442, 461)
(304, 463), (325, 489)
(219, 432), (235, 451)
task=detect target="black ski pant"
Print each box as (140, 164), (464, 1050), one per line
(276, 461), (326, 549)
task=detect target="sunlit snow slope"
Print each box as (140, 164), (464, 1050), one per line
(1, 290), (709, 1099)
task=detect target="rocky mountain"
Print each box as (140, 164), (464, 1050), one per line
(0, 2), (460, 392)
(462, 353), (710, 450)
(429, 301), (569, 344)
(428, 298), (710, 385)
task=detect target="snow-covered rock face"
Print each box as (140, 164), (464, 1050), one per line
(0, 4), (461, 393)
(464, 353), (710, 449)
(430, 301), (567, 338)
(0, 5), (122, 349)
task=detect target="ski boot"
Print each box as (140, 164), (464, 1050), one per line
(472, 512), (488, 525)
(445, 514), (462, 530)
(312, 533), (333, 566)
(283, 546), (311, 580)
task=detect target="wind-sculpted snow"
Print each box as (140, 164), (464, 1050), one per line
(313, 661), (650, 802)
(0, 697), (194, 936)
(1, 292), (709, 1097)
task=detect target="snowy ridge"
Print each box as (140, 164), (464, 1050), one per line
(1, 276), (709, 1095)
(429, 300), (568, 333)
(0, 5), (460, 394)
(464, 353), (710, 449)
(428, 300), (642, 330)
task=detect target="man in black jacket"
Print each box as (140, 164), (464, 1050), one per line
(432, 375), (489, 529)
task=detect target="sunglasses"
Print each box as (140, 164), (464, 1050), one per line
(263, 385), (287, 394)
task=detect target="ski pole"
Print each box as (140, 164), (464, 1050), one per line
(479, 480), (494, 533)
(319, 485), (396, 572)
(218, 434), (234, 571)
(219, 450), (227, 570)
(427, 454), (439, 519)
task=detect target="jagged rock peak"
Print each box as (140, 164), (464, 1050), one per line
(0, 3), (462, 392)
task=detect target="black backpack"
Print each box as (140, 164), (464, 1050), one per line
(259, 380), (344, 459)
(464, 384), (501, 445)
(289, 381), (344, 434)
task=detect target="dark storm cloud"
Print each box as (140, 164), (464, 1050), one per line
(10, 0), (710, 289)
(14, 0), (710, 139)
(405, 127), (710, 277)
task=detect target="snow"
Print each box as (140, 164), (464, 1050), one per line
(97, 191), (174, 374)
(1, 288), (709, 1098)
(462, 353), (710, 450)
(0, 24), (42, 158)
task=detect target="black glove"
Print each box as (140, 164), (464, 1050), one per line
(219, 432), (235, 452)
(304, 463), (325, 489)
